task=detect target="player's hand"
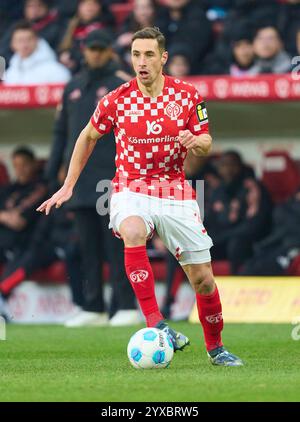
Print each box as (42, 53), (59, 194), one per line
(36, 184), (73, 215)
(178, 130), (199, 150)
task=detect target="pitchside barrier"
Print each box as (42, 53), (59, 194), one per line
(189, 277), (300, 324)
(5, 277), (300, 324)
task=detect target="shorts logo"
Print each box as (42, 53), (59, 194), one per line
(196, 101), (208, 122)
(129, 270), (149, 283)
(205, 312), (223, 324)
(146, 119), (163, 135)
(165, 102), (182, 120)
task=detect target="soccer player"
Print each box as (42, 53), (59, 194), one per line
(37, 27), (243, 366)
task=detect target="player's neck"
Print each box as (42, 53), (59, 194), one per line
(137, 74), (165, 98)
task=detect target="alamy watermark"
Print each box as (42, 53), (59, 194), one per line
(0, 316), (6, 341)
(95, 178), (205, 220)
(0, 56), (5, 81)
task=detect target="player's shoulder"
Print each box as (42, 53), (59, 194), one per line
(103, 78), (136, 103)
(167, 75), (201, 98)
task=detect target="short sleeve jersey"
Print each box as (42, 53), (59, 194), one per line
(91, 75), (209, 200)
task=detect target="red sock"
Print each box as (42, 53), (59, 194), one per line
(196, 286), (224, 352)
(0, 267), (26, 295)
(124, 245), (163, 327)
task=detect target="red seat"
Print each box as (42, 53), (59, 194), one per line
(287, 255), (300, 276)
(212, 260), (231, 276)
(0, 161), (9, 187)
(262, 150), (300, 204)
(29, 259), (169, 284)
(5, 258), (231, 288)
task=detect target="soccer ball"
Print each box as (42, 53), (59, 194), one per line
(127, 327), (174, 369)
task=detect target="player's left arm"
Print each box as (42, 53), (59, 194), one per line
(178, 130), (212, 156)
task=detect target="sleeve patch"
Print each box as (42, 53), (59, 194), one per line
(196, 101), (208, 122)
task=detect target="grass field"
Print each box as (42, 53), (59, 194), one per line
(0, 323), (299, 402)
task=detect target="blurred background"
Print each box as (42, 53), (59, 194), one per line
(0, 0), (300, 326)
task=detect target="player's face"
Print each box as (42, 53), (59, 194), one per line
(131, 38), (168, 87)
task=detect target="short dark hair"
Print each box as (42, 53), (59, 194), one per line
(132, 27), (166, 53)
(12, 20), (37, 36)
(12, 146), (36, 161)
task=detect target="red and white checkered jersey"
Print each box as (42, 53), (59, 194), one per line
(91, 75), (209, 200)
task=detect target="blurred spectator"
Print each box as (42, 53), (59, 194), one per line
(45, 30), (137, 327)
(53, 0), (126, 19)
(156, 0), (213, 73)
(115, 0), (158, 72)
(229, 0), (279, 28)
(166, 42), (192, 77)
(251, 25), (291, 74)
(278, 0), (300, 56)
(53, 0), (78, 19)
(0, 146), (47, 268)
(0, 166), (83, 309)
(241, 188), (300, 276)
(204, 1), (232, 38)
(205, 151), (272, 274)
(0, 161), (9, 188)
(0, 0), (64, 64)
(58, 0), (115, 74)
(3, 21), (71, 85)
(0, 0), (24, 39)
(229, 31), (255, 76)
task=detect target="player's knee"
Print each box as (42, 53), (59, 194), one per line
(189, 266), (215, 295)
(119, 217), (147, 246)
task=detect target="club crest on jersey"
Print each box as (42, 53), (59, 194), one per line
(165, 101), (182, 120)
(196, 101), (208, 122)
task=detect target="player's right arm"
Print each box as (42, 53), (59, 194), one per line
(37, 86), (119, 215)
(37, 122), (103, 215)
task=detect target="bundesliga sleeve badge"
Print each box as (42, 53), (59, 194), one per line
(196, 101), (208, 123)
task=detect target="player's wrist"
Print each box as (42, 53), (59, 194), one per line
(63, 179), (75, 190)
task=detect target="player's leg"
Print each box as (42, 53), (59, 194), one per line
(119, 215), (164, 327)
(182, 260), (243, 366)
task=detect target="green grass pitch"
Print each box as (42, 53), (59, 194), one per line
(0, 323), (299, 402)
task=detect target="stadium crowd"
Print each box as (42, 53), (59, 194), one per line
(0, 0), (300, 323)
(0, 0), (299, 82)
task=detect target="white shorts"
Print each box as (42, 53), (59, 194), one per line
(109, 191), (213, 265)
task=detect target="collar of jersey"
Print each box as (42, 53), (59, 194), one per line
(133, 73), (169, 99)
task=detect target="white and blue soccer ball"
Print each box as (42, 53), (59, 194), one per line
(127, 328), (174, 369)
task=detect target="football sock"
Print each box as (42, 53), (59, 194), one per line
(196, 286), (224, 352)
(124, 245), (163, 327)
(0, 267), (26, 296)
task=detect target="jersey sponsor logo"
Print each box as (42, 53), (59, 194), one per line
(205, 312), (223, 324)
(146, 119), (164, 135)
(125, 110), (144, 117)
(196, 101), (208, 122)
(129, 270), (149, 283)
(165, 101), (182, 120)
